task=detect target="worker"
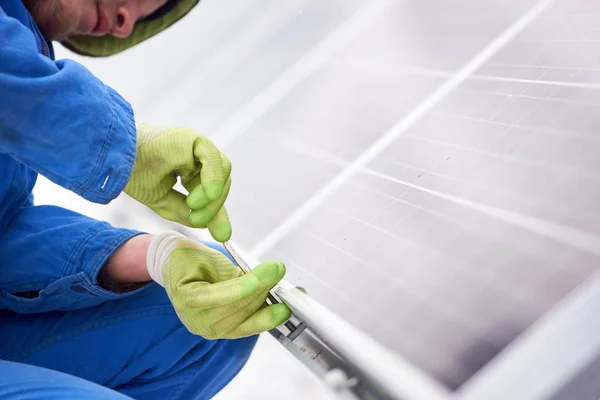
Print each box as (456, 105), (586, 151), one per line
(0, 0), (291, 399)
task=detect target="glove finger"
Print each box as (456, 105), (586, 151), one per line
(250, 260), (287, 289)
(194, 137), (225, 202)
(201, 283), (276, 339)
(151, 190), (195, 227)
(207, 206), (232, 242)
(186, 150), (231, 210)
(180, 260), (282, 309)
(188, 177), (231, 228)
(223, 304), (292, 339)
(186, 184), (210, 210)
(181, 170), (202, 196)
(178, 275), (257, 310)
(190, 260), (284, 307)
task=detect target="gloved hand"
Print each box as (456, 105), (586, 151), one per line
(146, 231), (291, 339)
(124, 124), (232, 242)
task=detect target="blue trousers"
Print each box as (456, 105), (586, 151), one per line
(0, 282), (258, 399)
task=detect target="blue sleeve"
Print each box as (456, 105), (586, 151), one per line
(0, 7), (136, 204)
(0, 205), (149, 313)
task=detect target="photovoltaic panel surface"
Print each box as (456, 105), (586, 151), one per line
(218, 0), (600, 390)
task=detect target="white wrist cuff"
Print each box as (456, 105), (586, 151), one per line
(146, 231), (186, 287)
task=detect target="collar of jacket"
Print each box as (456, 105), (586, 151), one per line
(61, 0), (199, 57)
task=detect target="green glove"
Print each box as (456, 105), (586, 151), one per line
(124, 124), (232, 242)
(147, 231), (291, 339)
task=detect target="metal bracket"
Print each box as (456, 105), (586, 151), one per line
(268, 323), (386, 400)
(286, 320), (307, 341)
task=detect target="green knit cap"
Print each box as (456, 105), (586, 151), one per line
(61, 0), (199, 57)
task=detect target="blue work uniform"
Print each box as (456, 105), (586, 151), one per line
(0, 1), (257, 399)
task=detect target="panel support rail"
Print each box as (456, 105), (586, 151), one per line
(268, 281), (451, 400)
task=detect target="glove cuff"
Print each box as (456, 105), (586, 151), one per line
(146, 231), (186, 286)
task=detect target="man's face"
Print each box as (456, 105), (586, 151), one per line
(23, 0), (169, 41)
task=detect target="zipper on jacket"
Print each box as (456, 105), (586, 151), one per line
(29, 15), (49, 57)
(40, 33), (49, 57)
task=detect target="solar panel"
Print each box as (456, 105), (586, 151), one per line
(55, 0), (600, 396)
(211, 0), (600, 391)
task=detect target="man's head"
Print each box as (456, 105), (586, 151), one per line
(23, 0), (171, 41)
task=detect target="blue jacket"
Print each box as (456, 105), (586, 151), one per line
(0, 1), (145, 312)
